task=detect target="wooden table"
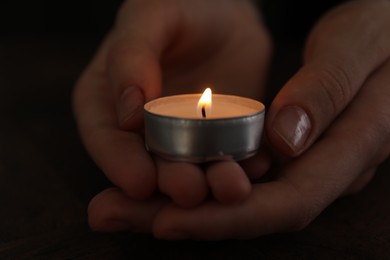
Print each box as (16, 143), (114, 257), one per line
(0, 37), (389, 259)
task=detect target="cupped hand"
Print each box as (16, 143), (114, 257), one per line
(152, 0), (390, 239)
(86, 0), (390, 239)
(73, 0), (272, 231)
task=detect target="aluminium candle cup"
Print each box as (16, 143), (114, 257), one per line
(144, 94), (265, 163)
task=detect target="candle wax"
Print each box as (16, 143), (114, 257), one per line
(146, 94), (262, 119)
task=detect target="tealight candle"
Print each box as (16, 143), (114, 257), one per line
(144, 88), (265, 163)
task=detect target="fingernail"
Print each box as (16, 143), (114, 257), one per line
(117, 86), (144, 126)
(272, 106), (311, 153)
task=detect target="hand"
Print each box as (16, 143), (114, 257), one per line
(73, 0), (271, 232)
(81, 0), (390, 240)
(149, 0), (389, 239)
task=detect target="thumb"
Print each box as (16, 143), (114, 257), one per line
(106, 1), (179, 130)
(266, 1), (390, 156)
(108, 39), (161, 130)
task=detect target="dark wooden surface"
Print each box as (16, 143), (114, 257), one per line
(0, 37), (389, 259)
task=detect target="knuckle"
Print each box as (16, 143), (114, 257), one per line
(316, 63), (354, 116)
(377, 106), (390, 137)
(371, 122), (390, 165)
(280, 180), (324, 232)
(346, 170), (376, 196)
(289, 203), (319, 232)
(105, 42), (123, 69)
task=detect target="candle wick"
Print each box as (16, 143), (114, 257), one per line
(202, 105), (206, 118)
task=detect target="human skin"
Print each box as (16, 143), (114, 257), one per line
(73, 0), (390, 239)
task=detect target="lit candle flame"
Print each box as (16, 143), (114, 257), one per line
(197, 88), (212, 118)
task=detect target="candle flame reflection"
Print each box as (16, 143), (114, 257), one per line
(197, 88), (212, 118)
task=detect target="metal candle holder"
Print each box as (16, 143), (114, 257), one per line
(144, 94), (265, 163)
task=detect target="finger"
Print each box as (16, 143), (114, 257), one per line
(153, 59), (390, 240)
(153, 125), (372, 239)
(88, 188), (167, 233)
(107, 1), (181, 129)
(157, 158), (209, 208)
(343, 168), (376, 196)
(153, 182), (305, 240)
(266, 0), (390, 156)
(73, 36), (157, 200)
(240, 147), (273, 180)
(206, 161), (252, 204)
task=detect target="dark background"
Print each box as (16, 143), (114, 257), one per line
(0, 0), (342, 38)
(1, 0), (390, 259)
